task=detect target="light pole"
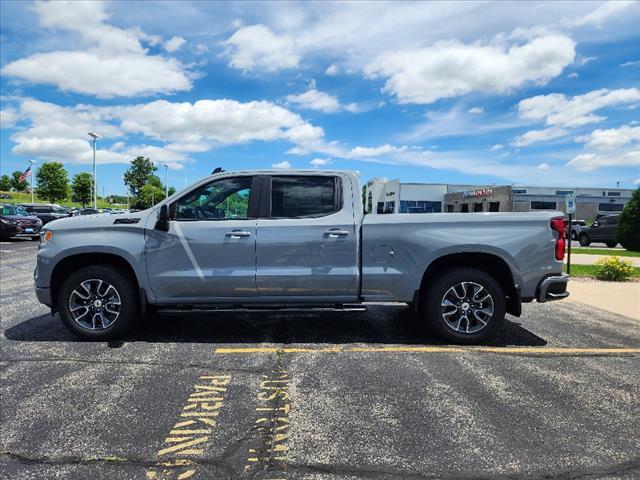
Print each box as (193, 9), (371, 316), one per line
(88, 132), (100, 209)
(29, 159), (37, 203)
(123, 176), (129, 209)
(163, 163), (169, 199)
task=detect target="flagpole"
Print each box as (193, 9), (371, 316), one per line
(29, 160), (37, 203)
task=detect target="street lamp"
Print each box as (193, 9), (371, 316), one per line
(88, 132), (100, 209)
(29, 159), (37, 203)
(163, 163), (169, 199)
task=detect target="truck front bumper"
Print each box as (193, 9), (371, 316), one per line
(35, 287), (53, 307)
(536, 274), (569, 303)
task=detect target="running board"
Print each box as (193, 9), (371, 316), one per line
(156, 304), (367, 314)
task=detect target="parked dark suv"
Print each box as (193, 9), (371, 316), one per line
(578, 214), (620, 247)
(19, 203), (72, 225)
(1, 204), (43, 241)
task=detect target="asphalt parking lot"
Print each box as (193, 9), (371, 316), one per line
(1, 240), (639, 480)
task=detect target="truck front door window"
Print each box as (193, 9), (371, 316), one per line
(175, 177), (252, 220)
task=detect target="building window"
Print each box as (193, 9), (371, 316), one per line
(512, 189), (527, 194)
(383, 201), (395, 213)
(489, 202), (500, 212)
(461, 204), (469, 213)
(531, 201), (557, 210)
(598, 203), (624, 212)
(399, 200), (442, 213)
(473, 202), (483, 212)
(447, 204), (454, 213)
(607, 192), (621, 197)
(377, 202), (384, 214)
(555, 190), (574, 195)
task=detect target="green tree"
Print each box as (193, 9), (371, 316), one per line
(35, 162), (69, 203)
(124, 156), (157, 197)
(137, 183), (165, 209)
(71, 172), (93, 207)
(168, 186), (176, 196)
(10, 171), (28, 191)
(618, 188), (640, 251)
(0, 175), (11, 191)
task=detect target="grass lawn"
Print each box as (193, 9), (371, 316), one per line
(571, 247), (640, 258)
(565, 264), (640, 278)
(0, 191), (124, 209)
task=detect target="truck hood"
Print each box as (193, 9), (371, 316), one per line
(43, 208), (155, 231)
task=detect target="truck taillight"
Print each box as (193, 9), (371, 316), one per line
(550, 217), (566, 260)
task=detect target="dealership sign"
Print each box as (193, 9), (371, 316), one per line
(462, 188), (494, 199)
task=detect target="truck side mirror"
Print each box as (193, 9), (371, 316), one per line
(155, 204), (170, 231)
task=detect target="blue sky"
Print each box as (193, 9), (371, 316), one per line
(1, 0), (639, 196)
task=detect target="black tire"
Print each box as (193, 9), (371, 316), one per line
(57, 265), (138, 340)
(578, 233), (591, 247)
(422, 268), (505, 344)
(605, 241), (618, 248)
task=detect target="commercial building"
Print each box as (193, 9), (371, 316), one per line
(365, 178), (634, 221)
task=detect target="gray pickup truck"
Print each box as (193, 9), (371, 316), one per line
(34, 170), (569, 343)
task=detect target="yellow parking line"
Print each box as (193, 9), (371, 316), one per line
(214, 346), (640, 355)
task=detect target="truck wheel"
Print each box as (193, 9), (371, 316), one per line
(578, 233), (591, 247)
(57, 265), (138, 340)
(605, 241), (617, 248)
(422, 268), (505, 344)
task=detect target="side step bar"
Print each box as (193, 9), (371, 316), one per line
(156, 304), (368, 314)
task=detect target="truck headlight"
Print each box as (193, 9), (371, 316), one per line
(40, 230), (53, 244)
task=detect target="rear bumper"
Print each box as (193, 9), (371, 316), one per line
(536, 273), (569, 303)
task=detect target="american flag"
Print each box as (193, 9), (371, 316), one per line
(18, 166), (32, 183)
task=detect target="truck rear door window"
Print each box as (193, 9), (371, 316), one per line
(271, 176), (339, 218)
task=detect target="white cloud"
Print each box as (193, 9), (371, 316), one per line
(272, 160), (292, 169)
(517, 88), (640, 127)
(514, 88), (640, 146)
(468, 107), (484, 114)
(0, 109), (20, 128)
(1, 1), (191, 97)
(512, 127), (568, 147)
(164, 36), (186, 52)
(3, 52), (191, 98)
(621, 60), (640, 67)
(537, 162), (550, 171)
(286, 88), (341, 113)
(224, 24), (299, 72)
(9, 98), (326, 167)
(325, 64), (338, 76)
(568, 72), (579, 78)
(572, 0), (638, 27)
(576, 125), (640, 150)
(310, 158), (332, 167)
(349, 144), (406, 158)
(634, 178), (640, 185)
(364, 35), (575, 104)
(490, 144), (504, 151)
(568, 150), (640, 171)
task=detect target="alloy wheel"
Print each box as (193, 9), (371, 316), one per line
(68, 279), (122, 330)
(440, 281), (494, 334)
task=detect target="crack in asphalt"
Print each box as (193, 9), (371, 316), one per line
(0, 356), (266, 373)
(3, 450), (638, 480)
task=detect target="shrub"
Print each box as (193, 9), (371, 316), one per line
(618, 188), (640, 252)
(594, 256), (635, 281)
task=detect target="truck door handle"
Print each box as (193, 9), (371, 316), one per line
(225, 230), (251, 238)
(324, 229), (350, 237)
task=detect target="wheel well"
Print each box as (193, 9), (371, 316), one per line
(419, 252), (521, 317)
(50, 253), (139, 308)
